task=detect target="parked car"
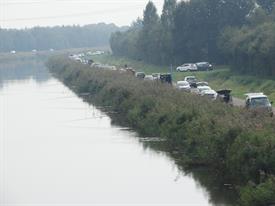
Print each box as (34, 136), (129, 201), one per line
(135, 72), (146, 79)
(144, 75), (154, 81)
(126, 68), (136, 75)
(184, 76), (197, 87)
(217, 89), (232, 104)
(176, 63), (197, 72)
(160, 73), (172, 84)
(201, 89), (217, 100)
(196, 62), (213, 71)
(196, 81), (209, 87)
(152, 73), (160, 80)
(176, 81), (191, 91)
(245, 93), (273, 116)
(197, 85), (212, 95)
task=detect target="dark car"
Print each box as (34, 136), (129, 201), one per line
(135, 72), (146, 79)
(217, 89), (232, 104)
(160, 73), (172, 84)
(196, 62), (213, 71)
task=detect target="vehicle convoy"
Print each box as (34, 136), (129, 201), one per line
(195, 62), (213, 71)
(176, 63), (197, 72)
(245, 93), (273, 116)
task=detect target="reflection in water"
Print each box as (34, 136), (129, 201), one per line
(0, 60), (235, 205)
(0, 60), (50, 89)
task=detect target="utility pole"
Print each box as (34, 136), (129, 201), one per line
(170, 64), (173, 82)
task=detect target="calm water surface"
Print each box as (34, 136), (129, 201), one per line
(0, 60), (233, 206)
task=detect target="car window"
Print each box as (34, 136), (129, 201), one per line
(250, 97), (270, 107)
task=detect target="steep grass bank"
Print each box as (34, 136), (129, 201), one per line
(47, 56), (275, 205)
(92, 54), (275, 103)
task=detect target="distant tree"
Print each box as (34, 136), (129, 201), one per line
(160, 0), (176, 64)
(257, 0), (275, 13)
(0, 23), (123, 52)
(137, 1), (161, 63)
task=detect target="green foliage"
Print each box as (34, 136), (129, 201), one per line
(240, 177), (275, 206)
(109, 0), (275, 77)
(110, 0), (254, 65)
(220, 19), (275, 76)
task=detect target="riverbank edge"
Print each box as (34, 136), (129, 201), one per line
(46, 56), (275, 206)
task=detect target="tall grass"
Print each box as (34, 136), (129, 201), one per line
(47, 56), (275, 205)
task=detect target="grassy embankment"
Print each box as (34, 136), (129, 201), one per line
(47, 56), (275, 206)
(92, 54), (275, 103)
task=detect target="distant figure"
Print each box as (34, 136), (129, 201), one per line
(124, 64), (128, 68)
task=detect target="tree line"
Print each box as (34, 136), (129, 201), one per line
(0, 23), (124, 52)
(110, 0), (275, 76)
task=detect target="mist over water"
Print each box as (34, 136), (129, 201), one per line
(0, 60), (233, 205)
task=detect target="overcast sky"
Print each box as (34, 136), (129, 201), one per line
(0, 0), (164, 29)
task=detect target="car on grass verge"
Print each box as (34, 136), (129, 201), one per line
(160, 73), (172, 84)
(196, 62), (213, 71)
(196, 81), (209, 87)
(176, 63), (197, 72)
(176, 81), (191, 91)
(144, 75), (154, 81)
(245, 93), (273, 116)
(201, 89), (217, 100)
(135, 72), (146, 79)
(184, 76), (197, 87)
(197, 86), (212, 95)
(152, 73), (160, 80)
(217, 89), (232, 104)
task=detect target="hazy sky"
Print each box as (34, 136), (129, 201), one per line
(0, 0), (164, 29)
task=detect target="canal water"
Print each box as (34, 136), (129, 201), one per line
(0, 60), (234, 206)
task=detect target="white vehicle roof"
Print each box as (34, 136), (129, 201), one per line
(185, 76), (196, 79)
(197, 85), (211, 90)
(145, 75), (154, 80)
(182, 63), (194, 65)
(197, 81), (208, 84)
(245, 93), (267, 99)
(203, 89), (217, 95)
(177, 80), (189, 84)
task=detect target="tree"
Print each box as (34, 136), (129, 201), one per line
(160, 0), (177, 64)
(257, 0), (275, 13)
(138, 1), (161, 63)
